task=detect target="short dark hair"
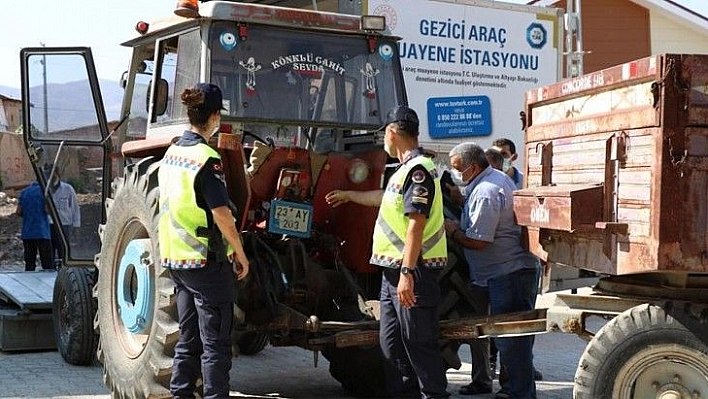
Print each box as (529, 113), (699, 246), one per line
(485, 147), (504, 170)
(492, 138), (516, 155)
(392, 120), (419, 138)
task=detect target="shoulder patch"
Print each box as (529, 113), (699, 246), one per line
(413, 186), (429, 197)
(411, 169), (426, 183)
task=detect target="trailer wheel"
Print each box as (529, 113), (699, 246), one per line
(574, 303), (708, 399)
(234, 331), (269, 355)
(95, 158), (177, 398)
(53, 266), (98, 365)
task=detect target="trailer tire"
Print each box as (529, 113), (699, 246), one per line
(53, 266), (98, 365)
(95, 158), (177, 398)
(234, 331), (269, 355)
(574, 303), (708, 399)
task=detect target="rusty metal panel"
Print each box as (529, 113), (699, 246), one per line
(515, 185), (603, 231)
(525, 55), (660, 104)
(523, 54), (708, 275)
(680, 55), (708, 126)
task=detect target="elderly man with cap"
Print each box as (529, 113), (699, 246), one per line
(158, 83), (249, 398)
(326, 105), (449, 398)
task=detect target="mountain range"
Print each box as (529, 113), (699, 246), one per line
(0, 80), (124, 131)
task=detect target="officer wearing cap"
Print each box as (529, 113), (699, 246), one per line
(326, 106), (449, 398)
(157, 83), (249, 398)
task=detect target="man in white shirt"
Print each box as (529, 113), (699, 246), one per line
(48, 171), (81, 263)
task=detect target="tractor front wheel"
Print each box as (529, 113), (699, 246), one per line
(95, 158), (177, 398)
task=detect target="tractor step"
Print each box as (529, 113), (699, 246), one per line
(0, 271), (56, 351)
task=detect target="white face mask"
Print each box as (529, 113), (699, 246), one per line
(502, 158), (513, 173)
(450, 165), (473, 186)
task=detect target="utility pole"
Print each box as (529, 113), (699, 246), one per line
(565, 0), (584, 78)
(40, 42), (49, 133)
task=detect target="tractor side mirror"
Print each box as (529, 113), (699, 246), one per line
(146, 78), (169, 116)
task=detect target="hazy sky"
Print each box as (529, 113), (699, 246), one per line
(1, 0), (707, 90)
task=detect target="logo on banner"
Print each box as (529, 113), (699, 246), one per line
(373, 4), (398, 31)
(526, 23), (547, 49)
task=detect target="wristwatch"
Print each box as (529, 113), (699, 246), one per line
(400, 266), (413, 275)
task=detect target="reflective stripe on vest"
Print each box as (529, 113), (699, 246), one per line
(158, 143), (219, 269)
(370, 155), (448, 269)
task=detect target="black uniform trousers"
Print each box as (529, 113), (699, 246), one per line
(169, 261), (234, 399)
(379, 266), (449, 399)
(23, 239), (53, 271)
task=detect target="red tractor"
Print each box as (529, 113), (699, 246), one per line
(19, 2), (474, 397)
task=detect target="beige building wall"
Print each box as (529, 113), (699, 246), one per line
(0, 132), (34, 189)
(650, 12), (708, 54)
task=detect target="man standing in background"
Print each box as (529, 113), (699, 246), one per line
(48, 171), (81, 264)
(16, 181), (53, 271)
(493, 138), (524, 190)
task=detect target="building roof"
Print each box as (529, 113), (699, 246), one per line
(530, 0), (708, 36)
(0, 94), (20, 103)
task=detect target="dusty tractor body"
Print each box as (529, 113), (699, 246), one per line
(19, 2), (476, 397)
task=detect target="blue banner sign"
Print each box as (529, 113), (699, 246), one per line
(427, 95), (492, 138)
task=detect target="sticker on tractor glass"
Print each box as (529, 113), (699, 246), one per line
(219, 32), (238, 51)
(427, 95), (492, 138)
(239, 57), (262, 95)
(360, 62), (380, 99)
(378, 44), (394, 61)
(271, 53), (346, 78)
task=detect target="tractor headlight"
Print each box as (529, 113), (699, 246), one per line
(348, 159), (371, 184)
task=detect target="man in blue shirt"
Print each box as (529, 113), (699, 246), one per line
(444, 143), (538, 399)
(493, 138), (524, 190)
(16, 181), (53, 271)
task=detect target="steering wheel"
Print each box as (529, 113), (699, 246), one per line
(241, 130), (275, 148)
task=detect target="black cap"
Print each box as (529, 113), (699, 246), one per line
(195, 82), (226, 111)
(379, 105), (419, 132)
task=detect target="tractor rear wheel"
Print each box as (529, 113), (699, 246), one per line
(324, 345), (388, 396)
(234, 332), (269, 356)
(53, 266), (98, 365)
(94, 158), (177, 398)
(574, 303), (708, 398)
(436, 245), (478, 370)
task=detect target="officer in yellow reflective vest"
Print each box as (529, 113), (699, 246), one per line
(326, 106), (449, 398)
(157, 83), (249, 399)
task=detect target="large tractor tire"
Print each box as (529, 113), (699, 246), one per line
(53, 266), (98, 365)
(437, 244), (478, 370)
(234, 331), (269, 356)
(324, 345), (388, 396)
(94, 158), (178, 398)
(574, 303), (708, 399)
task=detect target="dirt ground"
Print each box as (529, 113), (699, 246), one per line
(0, 189), (102, 268)
(0, 189), (24, 265)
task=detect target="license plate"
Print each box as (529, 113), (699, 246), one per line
(268, 199), (313, 238)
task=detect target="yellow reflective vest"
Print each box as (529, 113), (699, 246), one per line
(370, 154), (447, 269)
(158, 142), (233, 269)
